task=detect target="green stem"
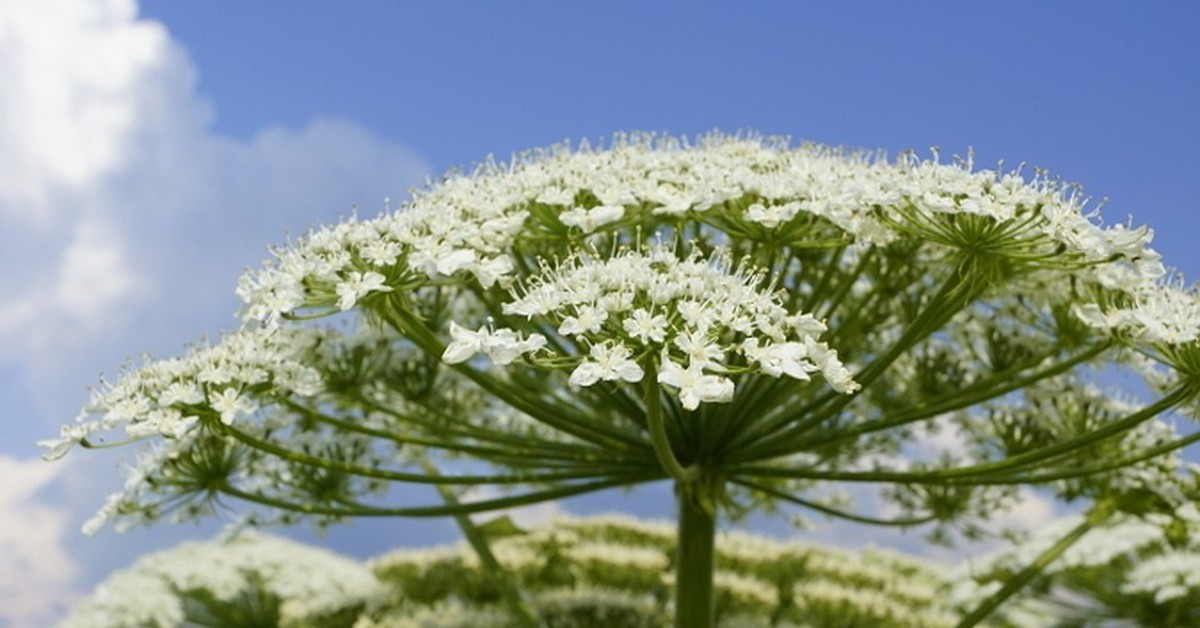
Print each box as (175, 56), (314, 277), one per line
(733, 383), (1192, 485)
(730, 478), (938, 526)
(645, 361), (691, 482)
(424, 461), (539, 628)
(220, 420), (640, 485)
(309, 395), (648, 468)
(728, 269), (972, 460)
(780, 342), (1108, 456)
(955, 503), (1111, 628)
(384, 305), (646, 451)
(217, 473), (650, 518)
(674, 482), (717, 628)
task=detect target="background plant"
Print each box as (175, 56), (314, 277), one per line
(952, 473), (1200, 627)
(45, 133), (1200, 626)
(60, 532), (380, 628)
(63, 515), (960, 628)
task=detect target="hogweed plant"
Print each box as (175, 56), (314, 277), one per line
(61, 532), (381, 628)
(63, 515), (957, 627)
(45, 132), (1200, 627)
(953, 476), (1200, 626)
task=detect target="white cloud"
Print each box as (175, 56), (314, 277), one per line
(0, 0), (428, 405)
(52, 217), (144, 325)
(0, 0), (429, 624)
(0, 456), (79, 628)
(0, 0), (166, 223)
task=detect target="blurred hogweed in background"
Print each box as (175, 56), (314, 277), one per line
(953, 499), (1200, 627)
(65, 512), (1200, 626)
(60, 532), (381, 628)
(64, 515), (958, 627)
(44, 132), (1200, 626)
(366, 514), (958, 627)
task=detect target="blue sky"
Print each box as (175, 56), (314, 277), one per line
(1, 1), (1197, 625)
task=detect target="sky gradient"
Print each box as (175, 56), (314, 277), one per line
(1, 1), (1197, 625)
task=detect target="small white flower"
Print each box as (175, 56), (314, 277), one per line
(441, 322), (545, 365)
(335, 271), (392, 311)
(38, 424), (93, 461)
(743, 339), (816, 380)
(103, 395), (152, 423)
(483, 329), (546, 365)
(622, 308), (668, 344)
(657, 356), (734, 410)
(442, 322), (488, 364)
(559, 305), (608, 337)
(126, 409), (196, 439)
(805, 338), (859, 393)
(788, 313), (828, 336)
(560, 205), (625, 232)
(674, 330), (724, 371)
(210, 388), (257, 425)
(435, 248), (476, 276)
(158, 381), (205, 406)
(471, 256), (514, 288)
(360, 239), (401, 266)
(569, 342), (645, 387)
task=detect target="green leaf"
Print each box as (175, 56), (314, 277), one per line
(475, 514), (527, 539)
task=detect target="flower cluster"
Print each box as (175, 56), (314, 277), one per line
(444, 244), (857, 409)
(952, 498), (1200, 625)
(234, 133), (1166, 331)
(40, 326), (326, 461)
(370, 514), (956, 627)
(61, 532), (382, 628)
(1073, 279), (1200, 346)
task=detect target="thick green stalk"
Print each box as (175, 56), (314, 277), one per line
(674, 483), (717, 628)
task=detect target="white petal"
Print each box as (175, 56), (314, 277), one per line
(569, 363), (604, 387)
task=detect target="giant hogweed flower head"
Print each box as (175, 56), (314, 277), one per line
(47, 132), (1200, 628)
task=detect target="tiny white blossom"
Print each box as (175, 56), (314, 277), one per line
(435, 248), (476, 276)
(442, 322), (489, 364)
(559, 204), (625, 232)
(743, 339), (816, 380)
(335, 271), (392, 311)
(657, 356), (734, 410)
(569, 342), (645, 387)
(622, 308), (668, 344)
(210, 388), (256, 425)
(441, 322), (545, 365)
(471, 255), (514, 288)
(158, 381), (205, 406)
(559, 305), (608, 337)
(38, 423), (93, 461)
(674, 329), (724, 371)
(805, 338), (859, 393)
(483, 328), (547, 365)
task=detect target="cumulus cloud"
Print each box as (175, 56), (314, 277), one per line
(0, 456), (78, 628)
(0, 0), (429, 623)
(0, 0), (164, 222)
(0, 0), (428, 406)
